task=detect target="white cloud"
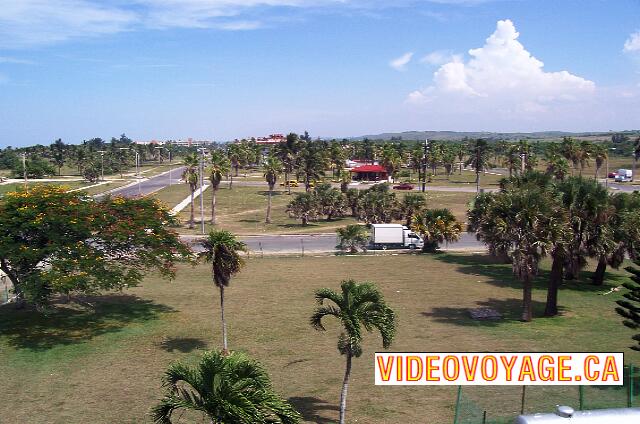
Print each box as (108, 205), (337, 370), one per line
(0, 0), (343, 47)
(0, 0), (137, 48)
(624, 31), (640, 53)
(390, 52), (414, 71)
(407, 19), (595, 111)
(0, 56), (35, 65)
(420, 50), (460, 66)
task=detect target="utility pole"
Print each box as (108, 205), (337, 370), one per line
(98, 150), (106, 182)
(22, 152), (27, 191)
(422, 139), (429, 193)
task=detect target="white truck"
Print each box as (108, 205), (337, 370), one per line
(615, 169), (633, 182)
(370, 224), (424, 250)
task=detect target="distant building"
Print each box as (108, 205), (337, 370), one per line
(349, 164), (388, 181)
(254, 134), (286, 145)
(134, 138), (215, 147)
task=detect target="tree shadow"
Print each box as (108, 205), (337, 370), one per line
(257, 190), (286, 196)
(288, 396), (339, 424)
(0, 294), (174, 351)
(421, 298), (553, 327)
(277, 223), (321, 229)
(432, 253), (622, 293)
(158, 336), (207, 353)
(239, 219), (260, 223)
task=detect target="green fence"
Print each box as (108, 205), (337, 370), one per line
(454, 365), (640, 424)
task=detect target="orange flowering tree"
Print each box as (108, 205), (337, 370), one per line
(0, 186), (193, 307)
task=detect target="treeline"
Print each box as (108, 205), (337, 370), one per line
(0, 135), (194, 180)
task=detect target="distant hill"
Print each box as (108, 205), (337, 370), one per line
(350, 130), (638, 142)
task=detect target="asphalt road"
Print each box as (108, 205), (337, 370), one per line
(182, 232), (484, 254)
(102, 167), (185, 198)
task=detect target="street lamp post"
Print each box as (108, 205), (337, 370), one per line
(119, 147), (141, 195)
(422, 139), (429, 193)
(198, 147), (206, 235)
(97, 150), (106, 182)
(22, 152), (27, 191)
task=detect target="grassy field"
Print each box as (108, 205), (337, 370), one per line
(151, 183), (475, 234)
(0, 254), (636, 423)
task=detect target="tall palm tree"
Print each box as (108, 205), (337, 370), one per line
(311, 280), (395, 424)
(263, 156), (283, 223)
(182, 153), (200, 229)
(560, 137), (580, 175)
(503, 144), (521, 178)
(152, 350), (301, 424)
(488, 187), (564, 321)
(465, 139), (491, 192)
(200, 230), (247, 353)
(592, 144), (608, 180)
(544, 145), (570, 180)
(208, 150), (230, 225)
(411, 208), (462, 253)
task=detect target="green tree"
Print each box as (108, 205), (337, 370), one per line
(50, 138), (66, 176)
(297, 141), (326, 192)
(277, 133), (301, 195)
(263, 155), (283, 224)
(336, 225), (370, 253)
(615, 261), (640, 351)
(481, 186), (565, 321)
(400, 193), (427, 226)
(311, 280), (395, 424)
(465, 139), (491, 191)
(356, 184), (400, 224)
(411, 208), (462, 253)
(315, 183), (346, 220)
(0, 186), (192, 307)
(152, 350), (300, 424)
(200, 230), (247, 353)
(286, 192), (318, 225)
(208, 150), (231, 225)
(182, 153), (200, 229)
(592, 144), (608, 180)
(380, 144), (401, 182)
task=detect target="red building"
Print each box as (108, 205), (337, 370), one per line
(349, 164), (388, 181)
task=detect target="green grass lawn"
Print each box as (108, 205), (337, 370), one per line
(1, 254), (637, 423)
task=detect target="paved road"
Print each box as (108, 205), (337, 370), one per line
(102, 167), (185, 198)
(182, 232), (484, 254)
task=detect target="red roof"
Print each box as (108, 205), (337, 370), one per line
(350, 164), (387, 173)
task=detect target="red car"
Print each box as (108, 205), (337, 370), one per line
(393, 182), (415, 190)
(608, 172), (618, 178)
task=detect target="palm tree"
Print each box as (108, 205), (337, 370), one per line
(336, 224), (370, 253)
(544, 145), (570, 180)
(488, 187), (564, 321)
(200, 230), (247, 353)
(401, 193), (427, 226)
(380, 144), (401, 182)
(465, 139), (491, 192)
(503, 144), (520, 178)
(311, 280), (395, 424)
(411, 208), (462, 253)
(592, 144), (608, 180)
(152, 350), (301, 424)
(182, 153), (200, 229)
(263, 156), (283, 223)
(208, 150), (230, 225)
(560, 137), (580, 175)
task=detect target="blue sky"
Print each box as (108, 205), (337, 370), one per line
(0, 0), (639, 147)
